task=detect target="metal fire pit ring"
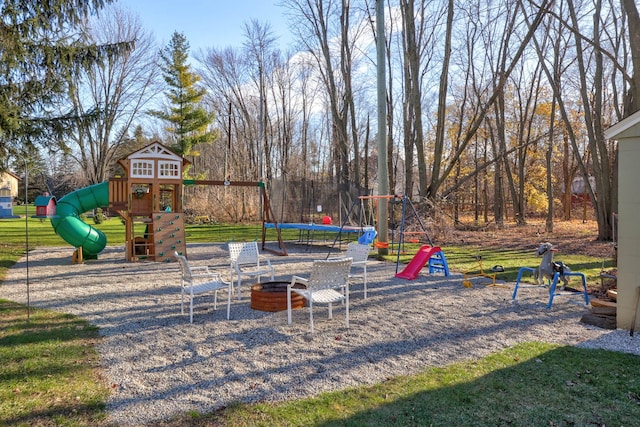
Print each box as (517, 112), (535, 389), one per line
(250, 281), (307, 312)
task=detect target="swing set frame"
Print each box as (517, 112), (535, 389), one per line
(327, 194), (433, 266)
(185, 179), (288, 256)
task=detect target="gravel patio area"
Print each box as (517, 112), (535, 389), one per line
(3, 242), (636, 426)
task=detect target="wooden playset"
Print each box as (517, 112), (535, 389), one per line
(108, 142), (188, 262)
(103, 141), (286, 262)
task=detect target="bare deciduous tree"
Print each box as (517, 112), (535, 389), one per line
(67, 5), (159, 184)
(282, 0), (364, 193)
(621, 0), (640, 115)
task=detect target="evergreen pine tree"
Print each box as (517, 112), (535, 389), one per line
(150, 32), (217, 166)
(0, 0), (129, 167)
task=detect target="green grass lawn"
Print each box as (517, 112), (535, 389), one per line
(202, 343), (640, 427)
(0, 212), (635, 426)
(0, 300), (108, 426)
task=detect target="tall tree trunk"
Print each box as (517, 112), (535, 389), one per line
(385, 23), (395, 196)
(622, 0), (640, 115)
(486, 119), (504, 227)
(400, 0), (425, 197)
(545, 131), (554, 232)
(568, 0), (613, 240)
(561, 133), (572, 220)
(474, 136), (480, 225)
(428, 0), (454, 199)
(341, 0), (360, 191)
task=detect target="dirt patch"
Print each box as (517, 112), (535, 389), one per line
(443, 219), (616, 260)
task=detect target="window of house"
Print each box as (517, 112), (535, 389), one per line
(159, 161), (180, 178)
(131, 161), (154, 178)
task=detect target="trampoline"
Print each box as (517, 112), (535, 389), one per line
(265, 222), (376, 246)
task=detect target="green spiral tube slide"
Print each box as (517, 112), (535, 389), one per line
(50, 181), (109, 256)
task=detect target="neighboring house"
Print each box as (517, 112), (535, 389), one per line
(0, 171), (20, 198)
(0, 171), (20, 218)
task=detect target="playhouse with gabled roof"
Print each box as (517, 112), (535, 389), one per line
(108, 141), (190, 262)
(33, 193), (57, 218)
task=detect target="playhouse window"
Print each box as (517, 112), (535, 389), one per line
(159, 161), (180, 178)
(132, 161), (154, 178)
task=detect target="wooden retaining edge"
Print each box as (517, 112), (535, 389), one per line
(590, 297), (617, 308)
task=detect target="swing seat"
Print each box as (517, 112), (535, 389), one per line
(358, 229), (377, 245)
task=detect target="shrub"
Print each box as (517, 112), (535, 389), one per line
(93, 208), (106, 224)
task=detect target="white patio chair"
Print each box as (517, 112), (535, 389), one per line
(228, 241), (275, 300)
(329, 242), (371, 298)
(174, 252), (232, 323)
(287, 257), (353, 333)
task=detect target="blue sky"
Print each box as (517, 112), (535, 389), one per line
(117, 0), (292, 53)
